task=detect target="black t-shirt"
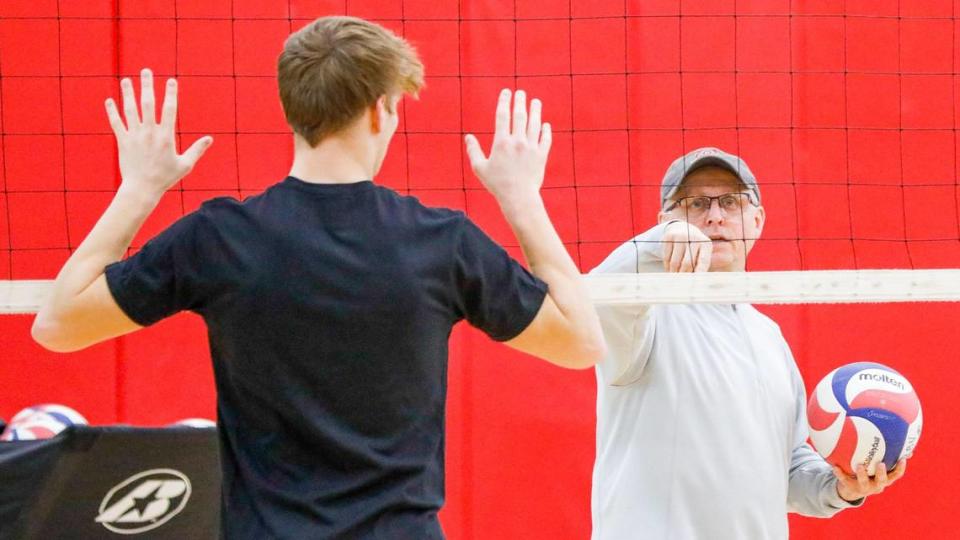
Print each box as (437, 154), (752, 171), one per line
(105, 177), (547, 539)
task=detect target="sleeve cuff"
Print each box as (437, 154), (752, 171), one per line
(104, 261), (155, 327)
(490, 278), (549, 342)
(827, 478), (865, 509)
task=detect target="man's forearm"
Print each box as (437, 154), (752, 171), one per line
(41, 189), (160, 315)
(499, 194), (568, 274)
(500, 193), (602, 349)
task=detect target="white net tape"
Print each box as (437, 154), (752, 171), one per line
(588, 269), (960, 306)
(3, 270), (960, 314)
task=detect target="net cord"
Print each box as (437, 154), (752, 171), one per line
(3, 269), (960, 314)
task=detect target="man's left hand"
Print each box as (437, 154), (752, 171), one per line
(834, 459), (907, 502)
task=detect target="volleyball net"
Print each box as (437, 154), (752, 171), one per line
(1, 0), (960, 313)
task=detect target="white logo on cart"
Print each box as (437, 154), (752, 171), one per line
(95, 468), (192, 534)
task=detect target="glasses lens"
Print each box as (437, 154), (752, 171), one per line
(681, 197), (709, 217)
(719, 194), (743, 212)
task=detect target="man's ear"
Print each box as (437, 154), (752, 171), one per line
(657, 209), (672, 224)
(753, 205), (765, 235)
(370, 95), (397, 134)
(369, 98), (384, 134)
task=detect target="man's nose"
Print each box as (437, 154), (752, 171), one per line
(704, 199), (725, 225)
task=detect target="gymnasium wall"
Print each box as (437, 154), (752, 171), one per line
(2, 1), (959, 538)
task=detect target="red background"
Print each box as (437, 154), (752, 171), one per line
(2, 0), (959, 538)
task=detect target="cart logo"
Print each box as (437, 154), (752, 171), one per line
(95, 468), (192, 534)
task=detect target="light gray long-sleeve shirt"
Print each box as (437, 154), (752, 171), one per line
(591, 223), (860, 540)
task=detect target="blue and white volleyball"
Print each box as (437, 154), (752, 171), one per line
(0, 403), (88, 441)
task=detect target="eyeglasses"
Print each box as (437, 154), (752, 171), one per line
(663, 192), (757, 220)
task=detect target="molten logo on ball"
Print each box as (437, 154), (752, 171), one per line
(807, 362), (922, 476)
(857, 372), (905, 391)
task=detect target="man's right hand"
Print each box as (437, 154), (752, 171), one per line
(662, 220), (712, 273)
(464, 88), (552, 210)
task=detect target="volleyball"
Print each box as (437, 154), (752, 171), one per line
(0, 404), (88, 441)
(170, 418), (216, 428)
(807, 362), (922, 476)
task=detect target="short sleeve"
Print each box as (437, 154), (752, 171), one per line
(104, 210), (212, 326)
(452, 218), (548, 341)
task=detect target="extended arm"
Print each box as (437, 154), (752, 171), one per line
(32, 69), (211, 352)
(464, 89), (605, 369)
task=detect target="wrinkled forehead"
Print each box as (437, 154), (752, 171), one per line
(675, 166), (747, 198)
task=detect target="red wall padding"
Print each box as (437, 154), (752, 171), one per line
(2, 1), (959, 538)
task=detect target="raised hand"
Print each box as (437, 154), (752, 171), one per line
(105, 68), (212, 200)
(464, 89), (552, 206)
(662, 220), (713, 272)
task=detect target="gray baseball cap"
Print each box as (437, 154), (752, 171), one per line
(660, 147), (760, 208)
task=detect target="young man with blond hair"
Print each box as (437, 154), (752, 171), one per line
(33, 16), (604, 538)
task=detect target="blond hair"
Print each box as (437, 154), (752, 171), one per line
(278, 16), (424, 146)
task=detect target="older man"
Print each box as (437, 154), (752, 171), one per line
(590, 147), (907, 539)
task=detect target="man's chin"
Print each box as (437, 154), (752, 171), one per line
(708, 253), (740, 272)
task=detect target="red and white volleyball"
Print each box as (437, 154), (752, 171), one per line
(807, 362), (921, 476)
(0, 403), (88, 441)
